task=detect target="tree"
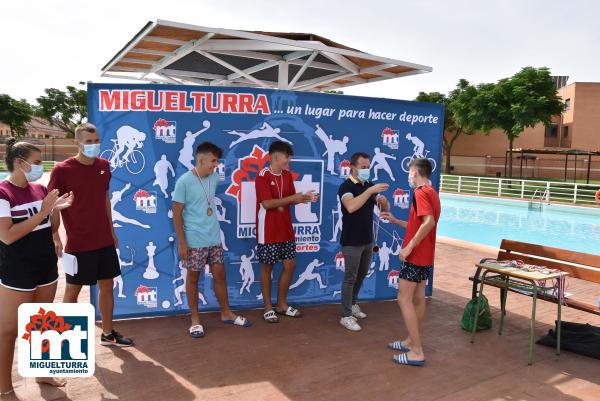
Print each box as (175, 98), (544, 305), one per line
(0, 94), (34, 137)
(416, 79), (477, 173)
(35, 86), (87, 138)
(471, 67), (564, 178)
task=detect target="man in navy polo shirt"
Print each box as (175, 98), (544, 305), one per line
(337, 152), (390, 331)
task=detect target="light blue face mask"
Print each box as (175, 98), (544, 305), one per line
(358, 168), (370, 181)
(82, 144), (101, 158)
(21, 160), (44, 182)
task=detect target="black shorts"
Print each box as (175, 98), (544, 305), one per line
(257, 240), (296, 265)
(399, 261), (433, 283)
(0, 260), (58, 292)
(67, 246), (121, 286)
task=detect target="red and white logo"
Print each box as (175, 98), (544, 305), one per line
(393, 188), (410, 209)
(387, 270), (400, 289)
(381, 127), (399, 150)
(225, 145), (323, 253)
(133, 189), (157, 214)
(339, 159), (351, 178)
(335, 251), (345, 271)
(153, 118), (176, 143)
(135, 285), (157, 308)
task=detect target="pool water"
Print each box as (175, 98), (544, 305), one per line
(438, 193), (600, 255)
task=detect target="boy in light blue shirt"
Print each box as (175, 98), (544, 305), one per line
(172, 142), (251, 338)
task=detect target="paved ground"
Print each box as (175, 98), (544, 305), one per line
(8, 236), (600, 401)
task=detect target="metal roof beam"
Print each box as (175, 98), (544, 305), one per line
(321, 51), (359, 74)
(126, 48), (172, 57)
(144, 35), (188, 46)
(198, 51), (271, 88)
(143, 33), (215, 79)
(160, 69), (227, 80)
(293, 72), (353, 91)
(289, 51), (319, 88)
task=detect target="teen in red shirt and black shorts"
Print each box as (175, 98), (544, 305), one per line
(254, 141), (317, 323)
(381, 158), (440, 367)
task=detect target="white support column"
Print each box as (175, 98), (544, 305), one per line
(278, 61), (289, 89)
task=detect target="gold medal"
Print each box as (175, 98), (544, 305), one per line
(195, 167), (215, 218)
(277, 206), (284, 212)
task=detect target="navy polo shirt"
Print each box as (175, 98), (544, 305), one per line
(337, 175), (377, 247)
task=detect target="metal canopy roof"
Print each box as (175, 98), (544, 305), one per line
(101, 20), (432, 92)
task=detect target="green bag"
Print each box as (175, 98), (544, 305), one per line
(460, 294), (492, 332)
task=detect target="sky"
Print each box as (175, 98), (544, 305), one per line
(1, 0), (598, 104)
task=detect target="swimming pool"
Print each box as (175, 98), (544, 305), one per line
(438, 193), (600, 255)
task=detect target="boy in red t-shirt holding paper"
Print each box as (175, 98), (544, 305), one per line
(254, 141), (317, 323)
(381, 158), (440, 367)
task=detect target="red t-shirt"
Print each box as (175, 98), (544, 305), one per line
(402, 185), (441, 266)
(254, 167), (296, 244)
(48, 157), (114, 253)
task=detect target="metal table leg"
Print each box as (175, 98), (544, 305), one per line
(499, 275), (509, 335)
(470, 270), (489, 344)
(556, 279), (562, 356)
(528, 281), (538, 365)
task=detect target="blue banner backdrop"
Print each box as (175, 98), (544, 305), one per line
(87, 83), (444, 319)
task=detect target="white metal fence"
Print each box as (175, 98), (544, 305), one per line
(440, 174), (600, 206)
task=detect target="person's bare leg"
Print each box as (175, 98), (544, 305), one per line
(97, 279), (114, 334)
(210, 264), (236, 321)
(62, 283), (82, 303)
(186, 270), (201, 326)
(404, 280), (427, 348)
(397, 279), (424, 361)
(33, 282), (67, 388)
(260, 264), (273, 311)
(276, 259), (296, 312)
(0, 286), (34, 394)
